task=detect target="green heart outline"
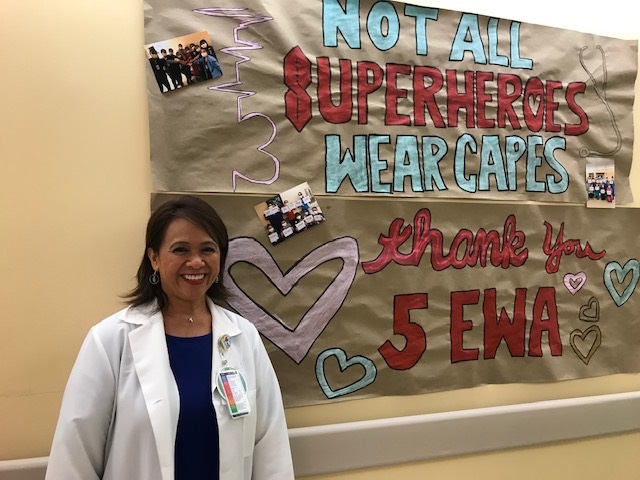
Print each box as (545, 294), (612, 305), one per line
(316, 348), (377, 399)
(603, 259), (640, 307)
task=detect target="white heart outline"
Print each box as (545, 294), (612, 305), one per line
(224, 236), (359, 363)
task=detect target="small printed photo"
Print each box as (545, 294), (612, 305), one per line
(254, 183), (325, 246)
(144, 31), (222, 94)
(585, 158), (615, 209)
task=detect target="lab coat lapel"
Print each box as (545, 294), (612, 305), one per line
(127, 308), (178, 480)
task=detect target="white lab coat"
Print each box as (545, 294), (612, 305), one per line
(46, 300), (294, 480)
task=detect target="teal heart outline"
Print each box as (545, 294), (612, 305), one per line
(315, 348), (377, 399)
(603, 259), (640, 307)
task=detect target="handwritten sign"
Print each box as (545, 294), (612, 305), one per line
(152, 193), (640, 407)
(145, 0), (637, 203)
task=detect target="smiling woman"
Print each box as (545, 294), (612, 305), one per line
(45, 196), (295, 480)
(147, 218), (222, 336)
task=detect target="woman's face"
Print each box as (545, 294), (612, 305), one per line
(147, 218), (220, 309)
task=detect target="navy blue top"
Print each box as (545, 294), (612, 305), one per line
(166, 333), (220, 480)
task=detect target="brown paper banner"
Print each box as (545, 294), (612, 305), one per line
(145, 0), (637, 203)
(153, 193), (640, 407)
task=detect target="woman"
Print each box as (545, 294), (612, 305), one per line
(46, 196), (294, 480)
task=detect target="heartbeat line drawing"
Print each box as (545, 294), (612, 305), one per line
(194, 7), (279, 191)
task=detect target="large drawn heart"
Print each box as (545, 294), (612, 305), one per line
(315, 348), (377, 399)
(603, 259), (640, 307)
(563, 272), (586, 295)
(224, 237), (359, 363)
(570, 326), (602, 365)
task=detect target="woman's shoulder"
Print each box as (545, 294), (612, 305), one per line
(211, 303), (260, 337)
(89, 304), (157, 343)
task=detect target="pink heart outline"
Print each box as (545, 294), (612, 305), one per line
(224, 236), (359, 364)
(563, 272), (587, 295)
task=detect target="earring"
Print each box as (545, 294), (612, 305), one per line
(149, 270), (160, 285)
(214, 276), (219, 284)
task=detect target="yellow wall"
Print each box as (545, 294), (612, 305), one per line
(1, 0), (639, 478)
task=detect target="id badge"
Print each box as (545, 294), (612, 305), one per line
(216, 367), (251, 419)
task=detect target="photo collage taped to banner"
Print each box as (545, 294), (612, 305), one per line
(144, 30), (222, 94)
(255, 182), (325, 246)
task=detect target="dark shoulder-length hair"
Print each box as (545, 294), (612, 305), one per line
(125, 195), (229, 311)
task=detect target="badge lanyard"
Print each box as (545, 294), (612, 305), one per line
(215, 334), (251, 418)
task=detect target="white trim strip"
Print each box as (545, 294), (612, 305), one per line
(289, 391), (640, 477)
(2, 393), (639, 479)
(0, 457), (47, 480)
